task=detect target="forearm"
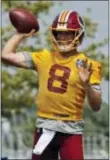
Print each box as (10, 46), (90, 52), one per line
(84, 83), (101, 112)
(2, 34), (24, 56)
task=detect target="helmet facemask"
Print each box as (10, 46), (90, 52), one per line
(51, 29), (85, 52)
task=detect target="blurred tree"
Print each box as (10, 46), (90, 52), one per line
(84, 102), (109, 136)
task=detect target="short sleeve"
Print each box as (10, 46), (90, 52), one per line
(31, 49), (49, 70)
(89, 60), (102, 85)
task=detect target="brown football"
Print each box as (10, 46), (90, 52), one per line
(9, 8), (39, 33)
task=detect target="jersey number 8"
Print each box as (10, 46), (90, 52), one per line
(47, 64), (71, 94)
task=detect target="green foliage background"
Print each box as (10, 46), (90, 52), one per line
(1, 1), (109, 148)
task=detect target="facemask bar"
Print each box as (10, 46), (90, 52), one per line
(51, 28), (85, 52)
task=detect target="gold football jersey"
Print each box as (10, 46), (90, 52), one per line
(31, 49), (102, 121)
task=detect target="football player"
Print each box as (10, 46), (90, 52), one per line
(2, 10), (102, 160)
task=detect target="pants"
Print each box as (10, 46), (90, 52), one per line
(32, 128), (84, 160)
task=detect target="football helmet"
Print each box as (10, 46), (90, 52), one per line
(50, 10), (85, 52)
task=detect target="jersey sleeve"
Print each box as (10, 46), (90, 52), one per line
(30, 49), (49, 70)
(89, 60), (102, 85)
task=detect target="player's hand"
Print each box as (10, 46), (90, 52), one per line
(15, 29), (36, 39)
(78, 59), (92, 85)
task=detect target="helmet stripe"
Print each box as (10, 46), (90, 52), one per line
(65, 10), (73, 22)
(59, 10), (69, 23)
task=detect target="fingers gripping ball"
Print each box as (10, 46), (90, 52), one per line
(9, 8), (39, 33)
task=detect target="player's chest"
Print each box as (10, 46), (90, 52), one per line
(39, 61), (80, 85)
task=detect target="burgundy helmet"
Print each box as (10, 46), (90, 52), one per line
(50, 10), (85, 52)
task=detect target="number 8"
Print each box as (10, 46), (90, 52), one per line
(47, 64), (71, 94)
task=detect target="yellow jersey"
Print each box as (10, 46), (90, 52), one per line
(31, 49), (102, 121)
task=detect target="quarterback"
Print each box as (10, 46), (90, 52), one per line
(2, 10), (102, 160)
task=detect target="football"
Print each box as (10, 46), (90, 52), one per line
(9, 8), (39, 33)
